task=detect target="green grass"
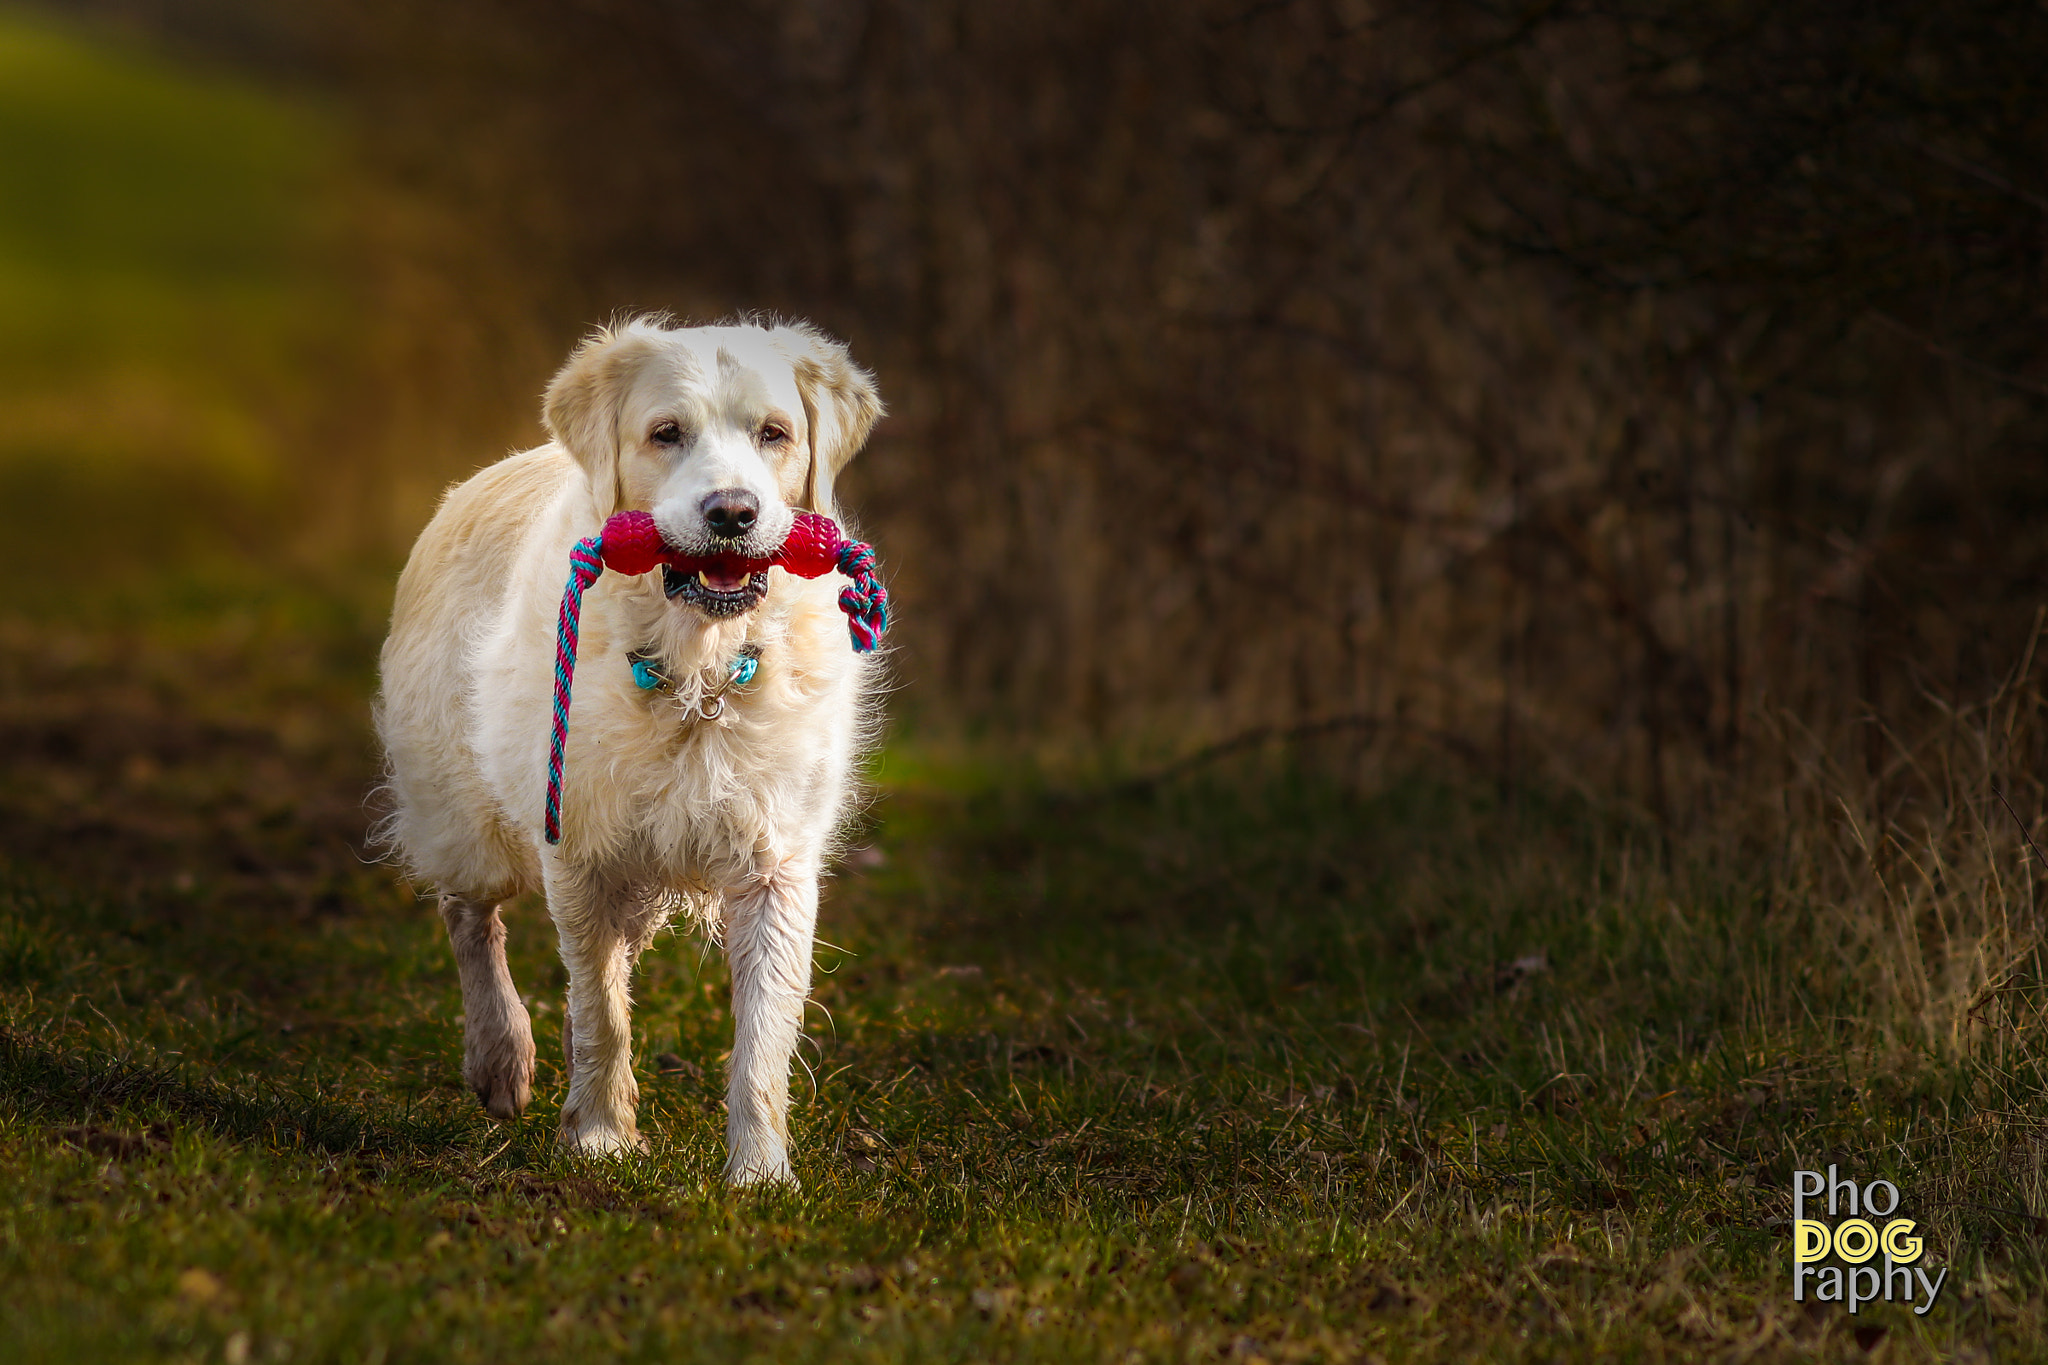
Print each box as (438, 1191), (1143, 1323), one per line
(4, 566), (2047, 1363)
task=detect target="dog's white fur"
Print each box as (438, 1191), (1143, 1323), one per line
(374, 317), (882, 1184)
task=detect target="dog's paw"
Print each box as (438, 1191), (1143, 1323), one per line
(472, 1074), (532, 1122)
(561, 1127), (648, 1159)
(465, 1050), (536, 1122)
(725, 1151), (797, 1188)
(463, 1018), (537, 1121)
(558, 1110), (646, 1159)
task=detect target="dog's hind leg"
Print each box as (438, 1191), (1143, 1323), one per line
(721, 857), (818, 1186)
(440, 894), (536, 1121)
(547, 865), (646, 1157)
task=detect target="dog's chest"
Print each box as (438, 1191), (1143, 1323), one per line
(487, 570), (858, 874)
(600, 644), (846, 859)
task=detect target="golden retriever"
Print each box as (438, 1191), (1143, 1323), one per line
(375, 316), (882, 1184)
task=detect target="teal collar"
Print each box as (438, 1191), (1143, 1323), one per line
(627, 643), (761, 721)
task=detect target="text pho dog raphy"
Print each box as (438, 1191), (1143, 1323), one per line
(375, 317), (886, 1184)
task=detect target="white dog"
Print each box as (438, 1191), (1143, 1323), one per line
(375, 316), (883, 1184)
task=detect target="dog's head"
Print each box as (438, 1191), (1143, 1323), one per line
(543, 316), (882, 617)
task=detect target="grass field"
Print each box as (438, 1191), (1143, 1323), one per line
(3, 562), (2047, 1364)
(5, 8), (2048, 1363)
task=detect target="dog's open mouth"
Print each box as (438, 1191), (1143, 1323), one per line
(662, 558), (773, 617)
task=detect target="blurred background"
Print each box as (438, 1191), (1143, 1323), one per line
(7, 0), (2048, 829)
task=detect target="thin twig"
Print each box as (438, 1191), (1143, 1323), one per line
(1088, 712), (1489, 803)
(1868, 312), (2048, 401)
(1991, 783), (2048, 875)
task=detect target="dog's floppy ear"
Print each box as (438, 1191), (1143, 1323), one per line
(776, 323), (883, 518)
(543, 321), (660, 519)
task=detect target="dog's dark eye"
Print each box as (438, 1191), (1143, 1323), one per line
(760, 423), (790, 445)
(651, 422), (681, 445)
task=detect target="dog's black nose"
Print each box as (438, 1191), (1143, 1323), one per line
(702, 489), (759, 539)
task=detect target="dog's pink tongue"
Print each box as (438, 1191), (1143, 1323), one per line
(697, 557), (755, 592)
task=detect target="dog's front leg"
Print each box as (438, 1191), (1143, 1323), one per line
(545, 863), (644, 1157)
(722, 857), (819, 1186)
(439, 894), (535, 1121)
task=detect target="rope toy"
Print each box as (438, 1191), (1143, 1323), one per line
(544, 509), (888, 844)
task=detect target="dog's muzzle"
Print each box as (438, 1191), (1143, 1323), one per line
(662, 558), (772, 616)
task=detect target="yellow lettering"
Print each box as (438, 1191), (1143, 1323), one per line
(1833, 1218), (1878, 1265)
(1881, 1219), (1922, 1263)
(1794, 1220), (1831, 1263)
